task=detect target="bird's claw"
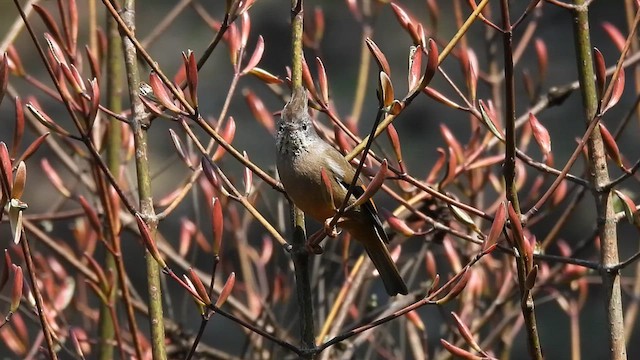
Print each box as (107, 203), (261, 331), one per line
(323, 219), (340, 238)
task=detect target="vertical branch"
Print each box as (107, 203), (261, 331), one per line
(571, 1), (627, 359)
(622, 0), (640, 341)
(96, 7), (122, 359)
(499, 1), (542, 358)
(97, 3), (144, 359)
(290, 0), (304, 87)
(288, 0), (316, 354)
(120, 0), (167, 358)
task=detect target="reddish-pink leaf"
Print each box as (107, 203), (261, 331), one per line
(408, 45), (422, 92)
(88, 78), (100, 123)
(69, 328), (86, 358)
(243, 151), (253, 195)
(405, 310), (425, 331)
(33, 6), (65, 52)
(424, 250), (437, 279)
(438, 267), (470, 303)
(44, 33), (67, 65)
(440, 146), (457, 187)
(169, 128), (193, 168)
(139, 93), (165, 118)
(478, 100), (504, 141)
(183, 50), (199, 108)
(602, 22), (626, 52)
(485, 202), (506, 251)
(507, 202), (525, 250)
(390, 3), (420, 45)
(386, 124), (404, 168)
(240, 12), (250, 48)
(593, 48), (606, 101)
(378, 208), (413, 237)
(241, 35), (264, 75)
(378, 71), (394, 108)
(215, 272), (235, 307)
(534, 38), (548, 81)
(426, 147), (447, 184)
(614, 189), (637, 224)
(301, 56), (319, 102)
(366, 38), (391, 75)
(440, 124), (463, 162)
(334, 126), (351, 154)
(148, 72), (182, 113)
(243, 89), (274, 133)
(136, 214), (167, 268)
(10, 265), (23, 312)
(0, 54), (8, 105)
(68, 0), (79, 56)
(11, 97), (24, 158)
(390, 3), (412, 30)
(178, 218), (193, 257)
(316, 57), (329, 106)
(6, 45), (25, 76)
(551, 176), (568, 206)
(41, 158), (71, 198)
(522, 69), (535, 101)
(599, 123), (623, 168)
(440, 339), (482, 359)
(249, 67), (283, 84)
(466, 49), (478, 102)
(212, 117), (236, 162)
(0, 142), (12, 198)
(78, 195), (102, 235)
(188, 268), (212, 305)
(0, 250), (11, 291)
(15, 133), (48, 165)
(12, 162), (25, 200)
(525, 265), (538, 290)
(212, 197), (223, 255)
(313, 7), (325, 43)
(528, 113), (551, 156)
(201, 157), (221, 191)
(353, 160), (387, 207)
(604, 66), (625, 113)
(424, 87), (462, 109)
(70, 65), (85, 93)
(451, 312), (483, 353)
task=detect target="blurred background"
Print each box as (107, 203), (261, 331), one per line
(0, 0), (638, 358)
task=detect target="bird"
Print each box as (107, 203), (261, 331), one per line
(276, 87), (408, 296)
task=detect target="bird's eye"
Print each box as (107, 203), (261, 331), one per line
(301, 123), (308, 131)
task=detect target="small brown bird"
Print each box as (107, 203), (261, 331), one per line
(276, 87), (408, 296)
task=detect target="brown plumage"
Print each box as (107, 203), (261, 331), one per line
(276, 88), (408, 296)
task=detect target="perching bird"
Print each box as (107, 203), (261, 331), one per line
(276, 87), (408, 296)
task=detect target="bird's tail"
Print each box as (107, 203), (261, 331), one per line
(350, 224), (408, 296)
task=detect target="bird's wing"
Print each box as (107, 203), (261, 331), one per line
(336, 176), (389, 244)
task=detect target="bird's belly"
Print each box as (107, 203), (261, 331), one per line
(277, 156), (336, 222)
